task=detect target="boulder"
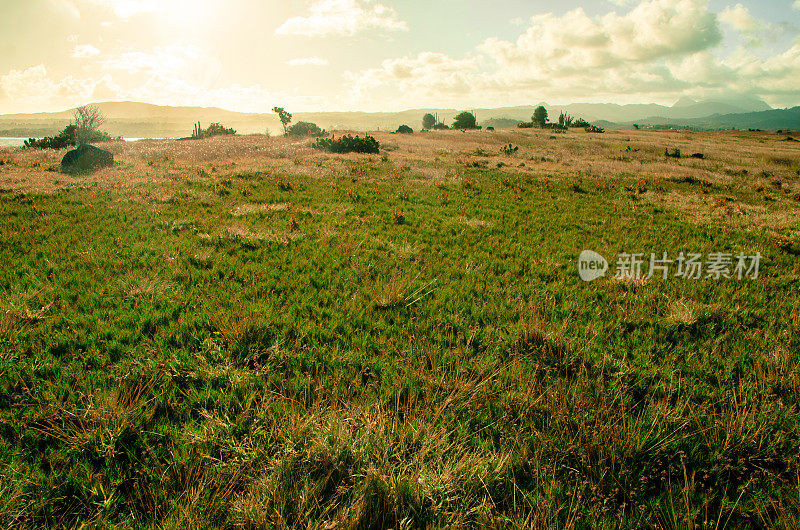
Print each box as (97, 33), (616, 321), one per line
(61, 144), (114, 173)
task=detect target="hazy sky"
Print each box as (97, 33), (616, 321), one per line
(0, 0), (798, 113)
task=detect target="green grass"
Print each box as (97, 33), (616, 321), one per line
(0, 146), (799, 527)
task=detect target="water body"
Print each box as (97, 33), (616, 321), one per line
(0, 137), (170, 148)
(0, 137), (25, 147)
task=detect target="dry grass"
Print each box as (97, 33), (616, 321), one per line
(2, 128), (798, 198)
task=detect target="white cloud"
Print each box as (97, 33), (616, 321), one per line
(342, 0), (800, 108)
(479, 0), (721, 74)
(719, 4), (773, 46)
(275, 0), (408, 37)
(71, 44), (101, 58)
(287, 56), (329, 66)
(0, 65), (97, 112)
(794, 0), (800, 10)
(100, 45), (204, 75)
(720, 4), (759, 32)
(85, 0), (160, 18)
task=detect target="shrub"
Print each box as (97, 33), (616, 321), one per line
(585, 125), (605, 133)
(453, 111), (480, 130)
(24, 124), (118, 149)
(433, 122), (449, 130)
(314, 134), (380, 154)
(287, 121), (326, 138)
(203, 122), (236, 137)
(665, 148), (681, 158)
(572, 118), (590, 128)
(500, 143), (519, 155)
(517, 122), (534, 129)
(396, 125), (413, 134)
(190, 122), (236, 139)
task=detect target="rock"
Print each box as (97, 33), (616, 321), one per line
(61, 144), (114, 173)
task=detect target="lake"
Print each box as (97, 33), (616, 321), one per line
(0, 137), (170, 148)
(0, 137), (26, 147)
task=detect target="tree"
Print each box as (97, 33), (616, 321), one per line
(452, 111), (479, 130)
(73, 105), (105, 146)
(396, 124), (413, 134)
(422, 113), (436, 130)
(287, 121), (326, 138)
(532, 106), (548, 128)
(558, 111), (573, 128)
(273, 107), (292, 135)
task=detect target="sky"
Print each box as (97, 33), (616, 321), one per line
(0, 0), (799, 114)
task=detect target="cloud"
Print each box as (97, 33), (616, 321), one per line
(287, 56), (329, 66)
(0, 65), (97, 112)
(479, 0), (721, 73)
(342, 0), (800, 108)
(71, 44), (101, 58)
(795, 0), (800, 10)
(720, 4), (759, 32)
(85, 0), (160, 18)
(343, 52), (487, 109)
(100, 45), (205, 75)
(275, 0), (408, 37)
(719, 4), (773, 46)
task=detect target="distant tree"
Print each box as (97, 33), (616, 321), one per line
(396, 124), (413, 134)
(422, 113), (436, 130)
(433, 122), (449, 130)
(558, 111), (573, 128)
(273, 107), (292, 135)
(203, 122), (236, 137)
(73, 105), (105, 146)
(453, 111), (480, 130)
(286, 121), (326, 137)
(532, 106), (548, 128)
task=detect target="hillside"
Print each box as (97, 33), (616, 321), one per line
(0, 97), (782, 138)
(599, 106), (800, 131)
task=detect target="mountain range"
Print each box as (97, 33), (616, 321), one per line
(0, 97), (796, 138)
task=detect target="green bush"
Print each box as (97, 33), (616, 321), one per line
(287, 121), (326, 138)
(314, 134), (380, 154)
(24, 124), (118, 149)
(396, 125), (413, 134)
(500, 143), (519, 156)
(453, 111), (480, 130)
(433, 122), (449, 130)
(203, 122), (236, 137)
(585, 124), (605, 133)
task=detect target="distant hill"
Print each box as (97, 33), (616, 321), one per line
(599, 106), (800, 131)
(0, 98), (788, 138)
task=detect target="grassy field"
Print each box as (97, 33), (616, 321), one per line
(0, 128), (799, 528)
